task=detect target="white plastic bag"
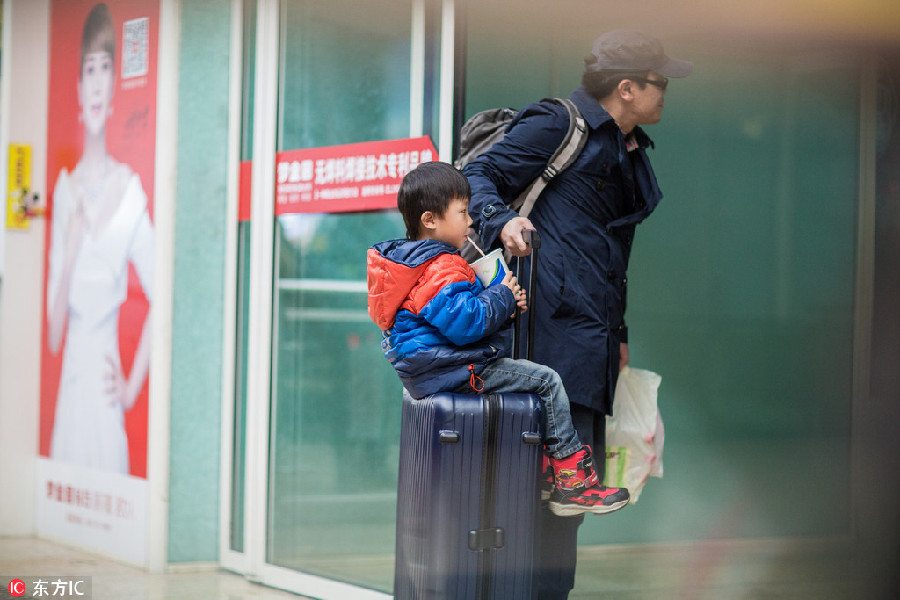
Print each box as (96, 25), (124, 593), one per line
(603, 366), (664, 503)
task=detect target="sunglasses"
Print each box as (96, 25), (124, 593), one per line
(630, 75), (669, 91)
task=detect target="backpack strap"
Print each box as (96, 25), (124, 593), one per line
(510, 98), (587, 219)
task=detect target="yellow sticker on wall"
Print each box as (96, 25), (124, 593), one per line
(7, 143), (32, 230)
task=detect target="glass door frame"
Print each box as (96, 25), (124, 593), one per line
(219, 0), (249, 576)
(218, 0), (458, 596)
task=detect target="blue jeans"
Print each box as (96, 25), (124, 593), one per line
(456, 357), (582, 459)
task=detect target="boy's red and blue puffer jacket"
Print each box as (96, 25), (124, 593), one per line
(367, 238), (516, 398)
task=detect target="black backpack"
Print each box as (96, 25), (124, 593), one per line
(454, 97), (588, 259)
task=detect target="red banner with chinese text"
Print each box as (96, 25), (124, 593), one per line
(273, 136), (438, 216)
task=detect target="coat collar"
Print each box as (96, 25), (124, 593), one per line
(570, 87), (654, 150)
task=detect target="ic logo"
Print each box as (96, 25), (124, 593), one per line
(8, 579), (26, 596)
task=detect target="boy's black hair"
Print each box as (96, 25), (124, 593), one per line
(397, 161), (470, 240)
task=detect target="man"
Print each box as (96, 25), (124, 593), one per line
(463, 29), (692, 599)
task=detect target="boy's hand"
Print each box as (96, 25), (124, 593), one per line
(501, 272), (528, 316)
(515, 288), (528, 315)
(500, 271), (516, 293)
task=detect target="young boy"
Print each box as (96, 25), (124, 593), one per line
(367, 161), (629, 516)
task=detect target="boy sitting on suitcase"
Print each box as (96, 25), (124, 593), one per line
(367, 161), (629, 516)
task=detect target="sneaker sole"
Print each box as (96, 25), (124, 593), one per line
(548, 498), (629, 517)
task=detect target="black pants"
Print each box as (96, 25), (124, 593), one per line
(535, 403), (607, 600)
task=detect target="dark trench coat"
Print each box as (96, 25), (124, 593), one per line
(463, 87), (664, 415)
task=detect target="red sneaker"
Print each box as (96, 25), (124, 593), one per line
(540, 454), (553, 501)
(548, 445), (630, 516)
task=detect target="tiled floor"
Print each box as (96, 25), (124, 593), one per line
(0, 537), (311, 600)
(0, 535), (892, 599)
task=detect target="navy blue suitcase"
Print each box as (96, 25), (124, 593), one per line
(394, 390), (542, 600)
(394, 231), (544, 600)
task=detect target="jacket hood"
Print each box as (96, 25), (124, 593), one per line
(367, 238), (458, 330)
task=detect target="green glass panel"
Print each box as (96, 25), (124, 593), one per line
(465, 28), (858, 545)
(268, 212), (405, 591)
(230, 223), (251, 553)
(607, 56), (857, 545)
(240, 0), (257, 161)
(277, 0), (411, 150)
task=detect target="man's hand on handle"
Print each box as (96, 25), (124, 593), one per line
(500, 217), (536, 257)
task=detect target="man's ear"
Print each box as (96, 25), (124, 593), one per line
(420, 211), (438, 231)
(618, 78), (635, 101)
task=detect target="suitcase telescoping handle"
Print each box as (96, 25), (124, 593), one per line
(512, 228), (541, 361)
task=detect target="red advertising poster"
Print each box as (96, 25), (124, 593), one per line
(38, 0), (158, 565)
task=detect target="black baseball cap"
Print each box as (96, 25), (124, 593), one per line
(585, 30), (693, 78)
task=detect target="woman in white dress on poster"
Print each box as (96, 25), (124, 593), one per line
(46, 2), (153, 474)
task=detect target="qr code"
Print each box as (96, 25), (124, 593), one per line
(122, 18), (149, 79)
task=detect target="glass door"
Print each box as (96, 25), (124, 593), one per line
(227, 0), (448, 597)
(266, 2), (411, 591)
